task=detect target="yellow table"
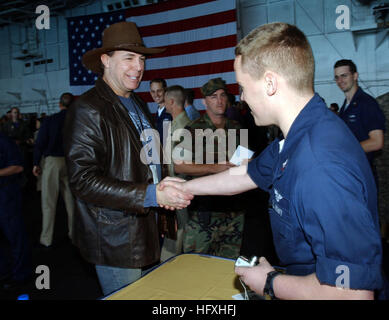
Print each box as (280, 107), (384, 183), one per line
(105, 253), (243, 300)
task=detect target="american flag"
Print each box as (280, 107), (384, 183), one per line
(67, 0), (238, 113)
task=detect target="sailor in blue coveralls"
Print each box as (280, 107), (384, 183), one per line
(0, 132), (32, 289)
(149, 78), (172, 146)
(158, 23), (384, 299)
(334, 59), (385, 183)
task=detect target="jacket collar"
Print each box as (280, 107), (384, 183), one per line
(95, 77), (127, 107)
(94, 77), (154, 126)
(281, 93), (324, 156)
(340, 86), (363, 112)
(346, 86), (363, 109)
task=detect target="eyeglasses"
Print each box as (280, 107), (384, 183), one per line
(334, 73), (352, 81)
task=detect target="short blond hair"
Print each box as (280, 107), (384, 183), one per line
(235, 22), (314, 93)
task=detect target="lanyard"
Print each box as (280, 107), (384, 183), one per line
(128, 98), (160, 184)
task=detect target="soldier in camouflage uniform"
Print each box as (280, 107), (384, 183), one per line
(174, 78), (246, 259)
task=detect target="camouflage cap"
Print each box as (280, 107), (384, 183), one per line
(201, 77), (227, 97)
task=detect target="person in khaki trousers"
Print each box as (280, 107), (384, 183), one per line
(32, 93), (75, 248)
(160, 85), (192, 262)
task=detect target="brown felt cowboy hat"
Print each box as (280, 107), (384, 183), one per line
(82, 21), (166, 74)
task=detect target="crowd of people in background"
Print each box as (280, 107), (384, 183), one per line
(0, 98), (75, 293)
(0, 108), (47, 169)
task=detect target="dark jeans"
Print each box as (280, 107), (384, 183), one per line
(0, 183), (32, 282)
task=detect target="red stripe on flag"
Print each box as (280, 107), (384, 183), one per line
(125, 0), (215, 17)
(136, 83), (239, 103)
(148, 35), (237, 59)
(143, 60), (234, 81)
(136, 92), (152, 103)
(138, 10), (236, 37)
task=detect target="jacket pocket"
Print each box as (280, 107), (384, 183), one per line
(96, 208), (131, 247)
(269, 188), (295, 260)
(269, 207), (295, 262)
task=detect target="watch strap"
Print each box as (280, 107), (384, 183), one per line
(263, 270), (281, 300)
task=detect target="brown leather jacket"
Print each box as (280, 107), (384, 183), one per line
(63, 78), (173, 268)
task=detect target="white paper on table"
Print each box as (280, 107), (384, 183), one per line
(232, 292), (266, 300)
(229, 145), (255, 166)
(232, 293), (245, 300)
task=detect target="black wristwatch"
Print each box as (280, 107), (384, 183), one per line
(263, 270), (281, 300)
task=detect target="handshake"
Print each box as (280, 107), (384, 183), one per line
(156, 177), (193, 211)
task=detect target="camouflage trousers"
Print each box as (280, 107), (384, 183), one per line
(183, 210), (245, 260)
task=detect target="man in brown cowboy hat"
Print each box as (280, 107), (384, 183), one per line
(63, 21), (193, 296)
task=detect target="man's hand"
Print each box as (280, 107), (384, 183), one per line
(158, 177), (185, 192)
(158, 179), (187, 210)
(235, 257), (275, 296)
(156, 177), (193, 211)
(32, 165), (41, 177)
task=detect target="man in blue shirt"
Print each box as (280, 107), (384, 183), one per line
(183, 88), (201, 121)
(334, 59), (385, 171)
(334, 59), (385, 194)
(160, 23), (383, 299)
(0, 132), (32, 290)
(32, 93), (76, 248)
(150, 78), (172, 146)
